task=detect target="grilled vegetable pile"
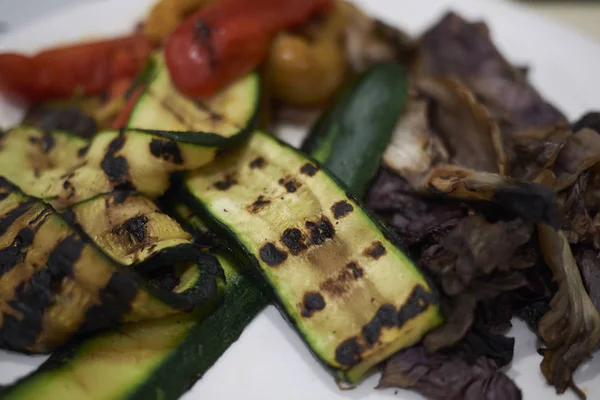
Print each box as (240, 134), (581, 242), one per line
(1, 1), (600, 400)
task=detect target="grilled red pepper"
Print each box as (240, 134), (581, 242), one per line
(164, 0), (333, 98)
(0, 35), (152, 103)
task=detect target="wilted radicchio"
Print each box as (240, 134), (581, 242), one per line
(378, 345), (522, 400)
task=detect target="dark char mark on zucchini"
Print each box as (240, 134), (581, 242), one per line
(278, 176), (301, 193)
(280, 217), (335, 255)
(77, 144), (90, 158)
(247, 195), (271, 214)
(335, 337), (363, 367)
(213, 174), (237, 191)
(335, 285), (435, 366)
(141, 265), (180, 292)
(149, 139), (184, 165)
(80, 271), (138, 333)
(300, 163), (319, 177)
(306, 217), (335, 245)
(259, 243), (288, 267)
(249, 156), (266, 169)
(281, 228), (307, 255)
(29, 132), (55, 153)
(301, 292), (326, 317)
(100, 131), (129, 182)
(0, 199), (37, 236)
(361, 285), (435, 348)
(0, 228), (35, 276)
(331, 200), (353, 219)
(114, 215), (149, 243)
(346, 262), (364, 279)
(320, 262), (365, 297)
(363, 241), (386, 259)
(0, 235), (81, 350)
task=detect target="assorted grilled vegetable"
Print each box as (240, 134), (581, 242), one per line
(2, 0), (600, 399)
(181, 131), (442, 383)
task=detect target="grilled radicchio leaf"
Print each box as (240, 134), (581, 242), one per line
(537, 225), (600, 396)
(424, 166), (559, 227)
(378, 346), (522, 400)
(418, 77), (506, 174)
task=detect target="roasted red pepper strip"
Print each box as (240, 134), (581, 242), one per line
(0, 35), (152, 103)
(164, 0), (334, 98)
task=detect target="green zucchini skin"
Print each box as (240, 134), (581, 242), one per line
(302, 63), (409, 196)
(0, 255), (266, 400)
(181, 131), (442, 384)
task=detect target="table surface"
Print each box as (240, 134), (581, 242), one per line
(1, 0), (600, 41)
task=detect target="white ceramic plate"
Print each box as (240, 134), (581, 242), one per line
(1, 1), (599, 399)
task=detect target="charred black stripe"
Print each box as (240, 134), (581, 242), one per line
(0, 192), (9, 201)
(0, 227), (35, 276)
(306, 217), (335, 245)
(346, 262), (364, 279)
(335, 337), (363, 367)
(248, 195), (271, 213)
(112, 190), (133, 205)
(300, 163), (319, 177)
(100, 132), (129, 181)
(332, 200), (353, 219)
(249, 156), (266, 169)
(0, 235), (81, 351)
(0, 199), (36, 237)
(360, 286), (434, 348)
(149, 139), (184, 165)
(77, 145), (90, 158)
(363, 241), (386, 259)
(213, 174), (237, 191)
(80, 271), (138, 333)
(301, 292), (326, 317)
(279, 177), (301, 193)
(113, 215), (149, 243)
(396, 285), (435, 327)
(259, 243), (288, 267)
(0, 177), (17, 192)
(281, 228), (307, 255)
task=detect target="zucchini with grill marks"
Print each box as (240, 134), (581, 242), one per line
(182, 131), (442, 383)
(0, 127), (216, 208)
(0, 178), (224, 353)
(0, 254), (266, 400)
(126, 52), (260, 148)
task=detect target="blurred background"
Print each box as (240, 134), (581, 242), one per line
(0, 0), (599, 41)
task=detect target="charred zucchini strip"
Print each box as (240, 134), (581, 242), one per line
(126, 52), (260, 148)
(0, 127), (215, 207)
(182, 131), (442, 383)
(0, 255), (266, 400)
(0, 178), (224, 353)
(67, 191), (199, 267)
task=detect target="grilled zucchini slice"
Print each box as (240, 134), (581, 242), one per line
(0, 178), (224, 353)
(126, 52), (260, 148)
(181, 131), (442, 383)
